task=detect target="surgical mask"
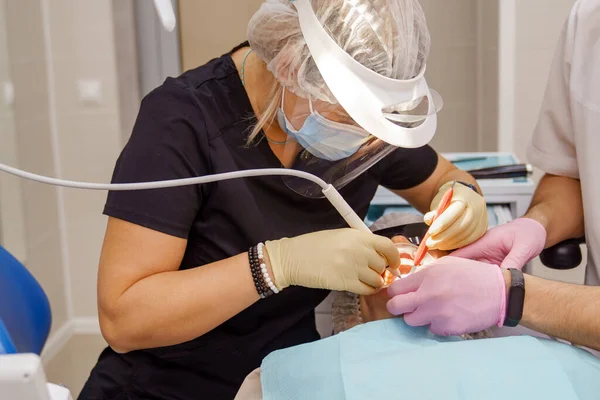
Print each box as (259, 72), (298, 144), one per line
(277, 91), (371, 162)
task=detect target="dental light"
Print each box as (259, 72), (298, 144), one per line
(0, 163), (370, 233)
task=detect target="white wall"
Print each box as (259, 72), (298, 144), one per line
(45, 0), (122, 320)
(498, 0), (576, 161)
(0, 0), (27, 262)
(6, 0), (71, 338)
(4, 0), (122, 354)
(420, 0), (499, 152)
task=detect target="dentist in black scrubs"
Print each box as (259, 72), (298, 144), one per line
(79, 0), (485, 398)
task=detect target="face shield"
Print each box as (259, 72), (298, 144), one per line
(278, 0), (442, 198)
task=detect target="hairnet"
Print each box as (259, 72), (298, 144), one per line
(247, 0), (431, 104)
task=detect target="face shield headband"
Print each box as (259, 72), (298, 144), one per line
(291, 0), (443, 148)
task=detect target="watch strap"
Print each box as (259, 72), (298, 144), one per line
(456, 181), (479, 194)
(503, 268), (525, 327)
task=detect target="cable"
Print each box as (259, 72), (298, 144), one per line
(0, 161), (371, 233)
(0, 163), (328, 191)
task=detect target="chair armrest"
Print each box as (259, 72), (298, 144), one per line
(539, 237), (585, 270)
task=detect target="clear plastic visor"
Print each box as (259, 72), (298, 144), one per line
(270, 90), (398, 198)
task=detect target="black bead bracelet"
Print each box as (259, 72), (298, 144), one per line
(248, 245), (274, 298)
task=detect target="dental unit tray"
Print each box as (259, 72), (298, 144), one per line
(467, 164), (533, 180)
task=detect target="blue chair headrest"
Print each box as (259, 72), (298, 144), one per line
(0, 317), (17, 354)
(0, 246), (52, 354)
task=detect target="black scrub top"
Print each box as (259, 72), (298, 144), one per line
(79, 43), (438, 400)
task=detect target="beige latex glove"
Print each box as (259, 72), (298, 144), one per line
(423, 181), (488, 250)
(265, 229), (400, 295)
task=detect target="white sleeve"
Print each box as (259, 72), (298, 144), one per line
(526, 6), (579, 179)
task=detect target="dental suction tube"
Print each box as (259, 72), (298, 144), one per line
(0, 163), (371, 233)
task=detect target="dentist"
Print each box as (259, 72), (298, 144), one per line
(79, 1), (487, 398)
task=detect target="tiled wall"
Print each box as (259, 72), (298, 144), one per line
(5, 0), (70, 335)
(3, 0), (122, 335)
(45, 0), (122, 318)
(419, 0), (498, 152)
(0, 0), (27, 261)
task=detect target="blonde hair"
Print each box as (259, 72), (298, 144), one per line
(246, 77), (284, 145)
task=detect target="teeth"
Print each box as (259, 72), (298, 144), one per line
(382, 242), (436, 287)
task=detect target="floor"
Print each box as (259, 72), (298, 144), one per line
(45, 334), (108, 399)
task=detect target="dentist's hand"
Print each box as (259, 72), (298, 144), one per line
(265, 229), (400, 295)
(424, 181), (488, 250)
(451, 218), (547, 270)
(386, 257), (507, 336)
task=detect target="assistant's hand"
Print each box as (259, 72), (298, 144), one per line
(386, 257), (507, 336)
(451, 218), (547, 270)
(424, 181), (488, 250)
(265, 229), (400, 295)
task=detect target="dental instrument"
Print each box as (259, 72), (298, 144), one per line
(450, 157), (487, 163)
(412, 180), (456, 268)
(467, 164), (533, 180)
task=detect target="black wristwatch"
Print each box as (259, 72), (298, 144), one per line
(456, 181), (479, 194)
(503, 268), (525, 327)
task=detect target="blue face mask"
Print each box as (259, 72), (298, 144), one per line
(277, 94), (370, 162)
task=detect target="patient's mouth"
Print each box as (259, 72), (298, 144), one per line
(382, 243), (435, 286)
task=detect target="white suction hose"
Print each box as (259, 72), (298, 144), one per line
(0, 162), (371, 233)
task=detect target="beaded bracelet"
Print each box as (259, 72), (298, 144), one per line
(248, 243), (279, 298)
(257, 243), (279, 295)
(249, 246), (270, 298)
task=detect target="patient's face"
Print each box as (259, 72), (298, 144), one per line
(360, 236), (447, 323)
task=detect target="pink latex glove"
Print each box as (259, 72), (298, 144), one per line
(386, 257), (507, 336)
(450, 218), (547, 270)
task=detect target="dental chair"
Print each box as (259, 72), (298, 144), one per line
(0, 245), (73, 400)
